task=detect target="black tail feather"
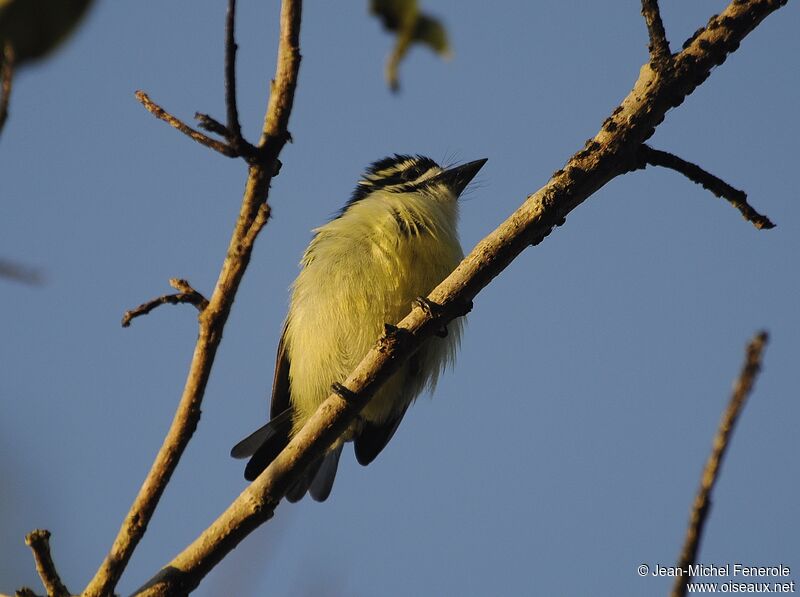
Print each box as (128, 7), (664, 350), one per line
(309, 445), (343, 502)
(238, 408), (293, 482)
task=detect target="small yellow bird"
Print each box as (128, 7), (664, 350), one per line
(232, 154), (486, 501)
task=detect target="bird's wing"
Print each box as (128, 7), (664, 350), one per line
(309, 444), (344, 502)
(353, 405), (409, 466)
(230, 407), (292, 459)
(353, 353), (422, 466)
(270, 323), (292, 418)
(231, 324), (295, 481)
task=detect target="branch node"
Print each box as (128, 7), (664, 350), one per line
(122, 279), (209, 327)
(634, 144), (775, 230)
(24, 529), (70, 597)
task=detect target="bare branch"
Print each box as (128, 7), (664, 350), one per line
(0, 41), (14, 135)
(24, 530), (70, 597)
(13, 589), (41, 597)
(130, 2), (786, 593)
(633, 144), (775, 230)
(135, 91), (240, 158)
(672, 331), (769, 597)
(121, 278), (209, 328)
(83, 1), (302, 595)
(640, 0), (671, 67)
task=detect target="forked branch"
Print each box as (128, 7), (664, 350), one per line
(81, 0), (303, 595)
(135, 91), (243, 158)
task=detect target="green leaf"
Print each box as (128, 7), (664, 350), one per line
(0, 0), (94, 66)
(369, 0), (451, 91)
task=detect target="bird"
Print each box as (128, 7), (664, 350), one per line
(231, 154), (486, 502)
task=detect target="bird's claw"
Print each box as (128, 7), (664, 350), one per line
(413, 297), (448, 338)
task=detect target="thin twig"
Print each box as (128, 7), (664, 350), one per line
(83, 1), (302, 595)
(1, 41), (14, 135)
(225, 0), (243, 144)
(672, 331), (769, 597)
(195, 112), (230, 137)
(25, 530), (70, 597)
(135, 91), (240, 157)
(641, 0), (672, 68)
(133, 3), (786, 594)
(634, 145), (775, 230)
(121, 278), (209, 327)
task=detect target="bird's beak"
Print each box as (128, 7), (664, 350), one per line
(439, 158), (488, 197)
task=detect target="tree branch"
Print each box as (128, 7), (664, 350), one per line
(640, 0), (671, 68)
(633, 144), (775, 230)
(81, 1), (303, 595)
(0, 40), (14, 135)
(133, 2), (786, 593)
(121, 279), (209, 328)
(259, 0), (302, 149)
(135, 91), (241, 157)
(671, 331), (769, 597)
(24, 530), (70, 597)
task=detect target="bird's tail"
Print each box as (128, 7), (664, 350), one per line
(230, 408), (343, 502)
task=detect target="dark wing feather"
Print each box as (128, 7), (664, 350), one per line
(309, 445), (343, 502)
(230, 408), (292, 459)
(353, 354), (422, 466)
(233, 325), (294, 481)
(243, 411), (292, 481)
(269, 325), (292, 418)
(286, 457), (323, 502)
(353, 404), (409, 466)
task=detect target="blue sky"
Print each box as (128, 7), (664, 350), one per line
(2, 2), (798, 596)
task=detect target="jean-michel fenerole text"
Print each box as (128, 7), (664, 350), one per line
(651, 564), (791, 578)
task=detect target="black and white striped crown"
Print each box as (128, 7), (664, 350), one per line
(346, 154), (442, 208)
